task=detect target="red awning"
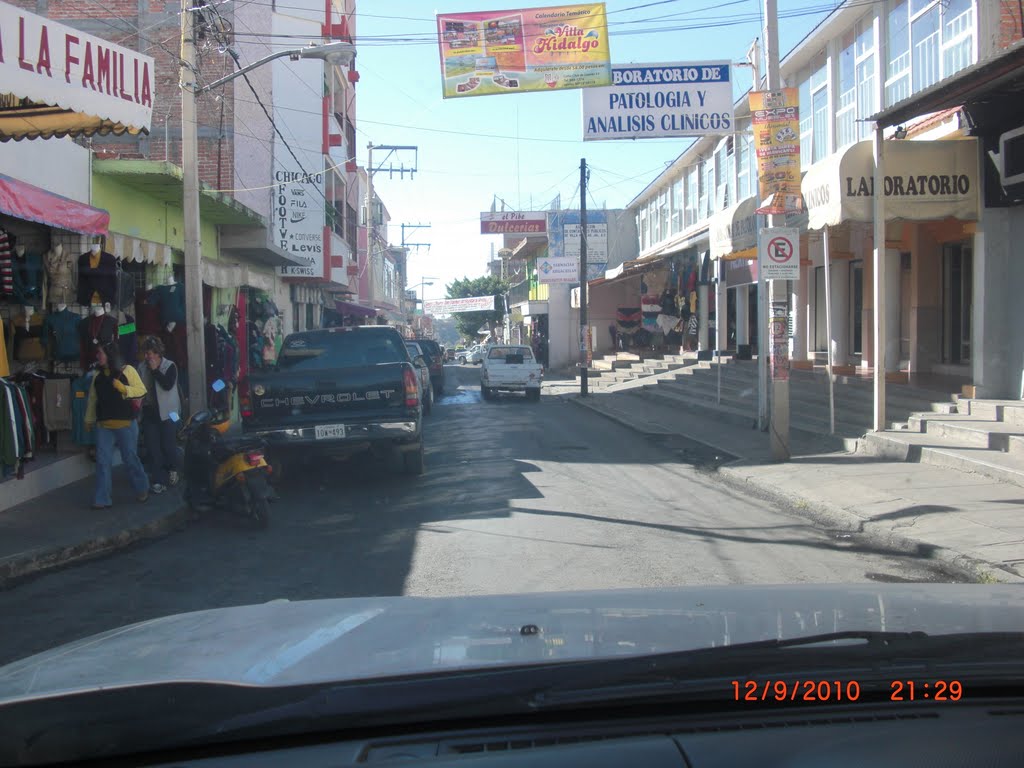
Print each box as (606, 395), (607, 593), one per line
(0, 173), (109, 235)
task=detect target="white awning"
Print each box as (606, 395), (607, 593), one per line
(710, 196), (757, 259)
(202, 259), (278, 292)
(802, 138), (980, 231)
(110, 233), (172, 265)
(0, 1), (154, 141)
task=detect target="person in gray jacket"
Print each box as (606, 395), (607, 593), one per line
(139, 336), (183, 494)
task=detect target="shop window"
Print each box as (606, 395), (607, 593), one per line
(836, 28), (857, 149)
(658, 189), (670, 242)
(798, 71), (813, 168)
(888, 0), (975, 106)
(671, 179), (684, 234)
(737, 134), (752, 200)
(686, 166), (699, 228)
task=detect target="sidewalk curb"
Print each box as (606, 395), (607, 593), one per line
(0, 503), (191, 590)
(570, 397), (1024, 585)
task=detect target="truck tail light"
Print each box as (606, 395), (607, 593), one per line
(239, 378), (253, 419)
(403, 368), (419, 408)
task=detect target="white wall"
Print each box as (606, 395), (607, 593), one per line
(232, 0), (275, 220)
(547, 284), (573, 372)
(0, 138), (90, 202)
(974, 206), (1024, 399)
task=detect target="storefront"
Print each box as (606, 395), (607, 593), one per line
(0, 171), (114, 482)
(800, 137), (980, 376)
(585, 246), (703, 356)
(710, 197), (758, 356)
(869, 42), (1024, 400)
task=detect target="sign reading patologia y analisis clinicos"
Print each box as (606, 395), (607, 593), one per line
(582, 62), (733, 140)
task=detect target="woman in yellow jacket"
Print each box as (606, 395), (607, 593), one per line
(85, 343), (151, 509)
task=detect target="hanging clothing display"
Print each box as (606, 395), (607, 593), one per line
(117, 311), (138, 364)
(42, 307), (81, 362)
(76, 249), (118, 306)
(78, 312), (118, 369)
(115, 263), (135, 311)
(42, 377), (72, 432)
(43, 245), (76, 307)
(0, 315), (8, 378)
(70, 372), (96, 446)
(149, 283), (186, 327)
(12, 311), (46, 362)
(0, 227), (13, 299)
(12, 249), (43, 303)
(263, 314), (283, 365)
(1, 377), (35, 479)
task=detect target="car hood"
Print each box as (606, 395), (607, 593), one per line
(2, 583), (1023, 704)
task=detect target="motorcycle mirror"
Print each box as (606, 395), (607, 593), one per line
(211, 379), (226, 393)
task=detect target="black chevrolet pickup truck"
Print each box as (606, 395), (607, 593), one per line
(239, 326), (425, 476)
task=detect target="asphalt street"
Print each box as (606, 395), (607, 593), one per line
(0, 365), (956, 666)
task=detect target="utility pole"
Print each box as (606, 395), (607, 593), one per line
(364, 142), (375, 305)
(180, 0), (206, 415)
(579, 158), (589, 396)
(763, 0), (790, 460)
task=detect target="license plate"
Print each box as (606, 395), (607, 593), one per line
(315, 424), (346, 440)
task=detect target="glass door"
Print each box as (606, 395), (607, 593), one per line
(941, 242), (972, 364)
(850, 259), (864, 356)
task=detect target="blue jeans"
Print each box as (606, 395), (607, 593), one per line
(94, 421), (150, 506)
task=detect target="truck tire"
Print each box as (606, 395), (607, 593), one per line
(404, 441), (425, 476)
(527, 388), (541, 402)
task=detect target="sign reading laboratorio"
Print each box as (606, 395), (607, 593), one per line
(480, 211), (548, 234)
(758, 226), (800, 281)
(0, 0), (154, 131)
(273, 12), (325, 278)
(437, 3), (611, 99)
(582, 62), (732, 140)
(424, 296), (496, 314)
(750, 89), (802, 215)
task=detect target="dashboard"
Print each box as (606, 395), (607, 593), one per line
(143, 699), (1024, 767)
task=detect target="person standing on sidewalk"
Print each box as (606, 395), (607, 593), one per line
(139, 336), (183, 495)
(85, 343), (150, 509)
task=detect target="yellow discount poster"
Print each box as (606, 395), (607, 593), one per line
(437, 4), (611, 98)
(750, 89), (803, 214)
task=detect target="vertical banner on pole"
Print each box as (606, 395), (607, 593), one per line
(769, 300), (789, 382)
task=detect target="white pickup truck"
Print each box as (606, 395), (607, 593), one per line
(480, 345), (543, 402)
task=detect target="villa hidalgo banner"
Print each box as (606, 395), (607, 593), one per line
(750, 89), (802, 215)
(582, 62), (733, 140)
(424, 296), (496, 314)
(436, 3), (611, 99)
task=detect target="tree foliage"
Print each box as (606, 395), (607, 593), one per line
(446, 275), (508, 341)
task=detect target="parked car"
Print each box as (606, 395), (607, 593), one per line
(240, 326), (425, 478)
(412, 338), (445, 396)
(405, 341), (434, 415)
(480, 344), (543, 401)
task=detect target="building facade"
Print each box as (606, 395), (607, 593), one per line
(626, 0), (1018, 397)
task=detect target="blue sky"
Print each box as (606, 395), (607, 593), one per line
(356, 1), (838, 301)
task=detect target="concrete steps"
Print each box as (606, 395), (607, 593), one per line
(860, 397), (1024, 487)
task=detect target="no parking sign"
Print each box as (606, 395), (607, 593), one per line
(758, 227), (800, 280)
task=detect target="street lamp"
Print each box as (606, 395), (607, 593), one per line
(179, 16), (356, 413)
(419, 276), (438, 304)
